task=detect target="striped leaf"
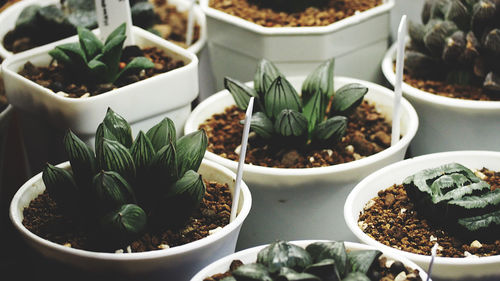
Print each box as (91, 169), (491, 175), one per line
(63, 130), (96, 188)
(302, 90), (327, 134)
(176, 130), (208, 177)
(42, 163), (79, 214)
(274, 109), (307, 137)
(254, 59), (282, 97)
(100, 203), (147, 245)
(331, 83), (368, 115)
(95, 122), (118, 160)
(458, 209), (500, 231)
(103, 108), (133, 148)
(152, 140), (178, 185)
(301, 58), (335, 102)
(264, 76), (302, 119)
(130, 131), (155, 172)
(347, 250), (382, 274)
(250, 112), (274, 139)
(313, 116), (347, 141)
(97, 138), (136, 181)
(92, 171), (136, 213)
(224, 76), (260, 110)
(146, 117), (176, 152)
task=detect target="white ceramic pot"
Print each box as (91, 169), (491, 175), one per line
(201, 0), (395, 89)
(9, 159), (252, 280)
(382, 43), (500, 157)
(344, 151), (500, 281)
(390, 0), (424, 42)
(190, 240), (431, 281)
(184, 76), (418, 250)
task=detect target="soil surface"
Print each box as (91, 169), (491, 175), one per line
(199, 102), (392, 169)
(19, 46), (184, 98)
(358, 168), (500, 258)
(209, 0), (382, 27)
(22, 180), (232, 253)
(204, 255), (422, 281)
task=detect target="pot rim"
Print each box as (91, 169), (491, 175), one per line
(344, 150), (500, 266)
(9, 158), (252, 261)
(382, 41), (500, 110)
(200, 0), (395, 35)
(185, 75), (419, 176)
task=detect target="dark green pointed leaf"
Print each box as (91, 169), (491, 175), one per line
(277, 267), (320, 281)
(53, 42), (87, 69)
(100, 33), (126, 82)
(95, 122), (118, 160)
(97, 138), (136, 181)
(257, 241), (313, 274)
(306, 241), (348, 278)
(409, 21), (426, 46)
(78, 26), (103, 61)
(87, 58), (107, 77)
(404, 50), (442, 78)
(130, 131), (155, 172)
(449, 189), (500, 209)
(304, 259), (340, 281)
(264, 76), (302, 119)
(254, 59), (282, 97)
(313, 116), (347, 141)
(483, 29), (500, 56)
(331, 83), (368, 114)
(471, 0), (496, 37)
(63, 130), (96, 187)
(146, 117), (177, 152)
(104, 22), (126, 45)
(176, 130), (208, 177)
(103, 108), (133, 148)
(444, 0), (470, 30)
(442, 31), (466, 63)
(347, 250), (382, 274)
(100, 204), (147, 244)
(48, 48), (72, 66)
(224, 76), (260, 110)
(152, 140), (178, 185)
(233, 264), (272, 281)
(458, 209), (500, 231)
(342, 272), (371, 281)
(42, 163), (78, 214)
(423, 20), (458, 56)
(115, 57), (155, 81)
(250, 111), (274, 138)
(92, 171), (136, 212)
(164, 170), (205, 205)
(302, 90), (327, 134)
(301, 58), (335, 102)
(274, 109), (308, 137)
(15, 5), (41, 31)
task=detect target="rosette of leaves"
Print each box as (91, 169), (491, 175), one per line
(42, 108), (208, 248)
(221, 240), (386, 281)
(403, 163), (500, 238)
(224, 59), (368, 146)
(406, 0), (500, 92)
(48, 23), (154, 85)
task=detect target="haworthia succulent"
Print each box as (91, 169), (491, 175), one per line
(146, 117), (176, 152)
(176, 130), (208, 177)
(97, 138), (136, 181)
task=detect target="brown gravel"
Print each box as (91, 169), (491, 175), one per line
(199, 101), (392, 169)
(358, 168), (500, 258)
(22, 180), (232, 253)
(209, 0), (382, 27)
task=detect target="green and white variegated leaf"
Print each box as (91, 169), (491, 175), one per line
(97, 138), (136, 181)
(176, 130), (208, 177)
(63, 130), (97, 187)
(342, 272), (371, 281)
(449, 188), (500, 209)
(92, 171), (136, 212)
(42, 163), (79, 213)
(313, 116), (347, 141)
(254, 59), (282, 98)
(331, 83), (368, 115)
(152, 140), (178, 185)
(232, 263), (272, 281)
(304, 259), (340, 280)
(306, 241), (348, 278)
(100, 203), (147, 243)
(77, 26), (103, 61)
(103, 108), (133, 148)
(301, 58), (335, 103)
(146, 117), (177, 152)
(347, 250), (382, 274)
(224, 76), (260, 110)
(130, 131), (155, 173)
(264, 76), (302, 119)
(250, 112), (274, 139)
(302, 90), (327, 134)
(278, 267), (321, 281)
(257, 241), (313, 274)
(458, 209), (500, 231)
(274, 109), (308, 137)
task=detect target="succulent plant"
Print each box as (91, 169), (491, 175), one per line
(403, 163), (500, 238)
(251, 0), (329, 12)
(407, 0), (500, 93)
(220, 240), (389, 281)
(224, 59), (368, 147)
(42, 108), (208, 248)
(48, 23), (154, 85)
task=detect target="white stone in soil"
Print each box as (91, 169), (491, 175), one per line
(345, 145), (354, 153)
(115, 249), (124, 253)
(364, 199), (376, 210)
(430, 235), (437, 242)
(464, 251), (479, 258)
(309, 156), (315, 163)
(394, 271), (407, 281)
(474, 170), (487, 180)
(209, 226), (223, 235)
(470, 240), (482, 248)
(234, 145), (241, 155)
(158, 244), (170, 249)
(126, 245), (132, 253)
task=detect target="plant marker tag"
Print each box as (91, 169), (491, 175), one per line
(94, 0), (134, 45)
(426, 243), (439, 281)
(391, 15), (407, 146)
(185, 0), (195, 46)
(230, 97), (254, 222)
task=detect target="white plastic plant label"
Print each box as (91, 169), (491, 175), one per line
(94, 0), (134, 45)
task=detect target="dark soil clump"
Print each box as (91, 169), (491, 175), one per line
(22, 180), (232, 253)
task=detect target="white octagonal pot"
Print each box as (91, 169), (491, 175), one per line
(10, 159), (252, 280)
(344, 150), (500, 281)
(190, 240), (430, 281)
(201, 0), (395, 89)
(185, 76), (418, 250)
(382, 43), (500, 157)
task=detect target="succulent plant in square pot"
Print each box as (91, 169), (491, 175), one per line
(9, 108), (252, 279)
(184, 58), (419, 249)
(382, 0), (500, 156)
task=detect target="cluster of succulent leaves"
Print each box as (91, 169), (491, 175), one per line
(220, 240), (386, 281)
(407, 0), (500, 92)
(224, 59), (368, 146)
(403, 163), (500, 237)
(42, 108), (208, 248)
(48, 23), (154, 84)
(251, 0), (329, 12)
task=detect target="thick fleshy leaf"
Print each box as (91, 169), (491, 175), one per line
(116, 56), (155, 81)
(130, 131), (155, 172)
(424, 19), (458, 56)
(449, 189), (500, 209)
(52, 43), (87, 70)
(442, 30), (466, 63)
(306, 241), (348, 278)
(152, 140), (178, 185)
(274, 109), (308, 137)
(483, 28), (500, 56)
(77, 26), (103, 61)
(164, 170), (205, 204)
(484, 72), (500, 92)
(250, 111), (274, 138)
(347, 250), (382, 274)
(224, 76), (260, 110)
(408, 21), (426, 47)
(103, 108), (133, 148)
(87, 58), (107, 77)
(100, 204), (147, 244)
(146, 117), (177, 152)
(460, 31), (480, 63)
(92, 171), (136, 212)
(444, 0), (470, 30)
(304, 259), (340, 281)
(100, 33), (126, 82)
(95, 122), (118, 159)
(257, 241), (313, 274)
(301, 58), (335, 102)
(302, 90), (327, 134)
(63, 130), (96, 187)
(313, 116), (347, 141)
(277, 267), (320, 281)
(471, 0), (496, 37)
(48, 48), (72, 66)
(104, 22), (126, 45)
(404, 50), (442, 78)
(264, 76), (302, 119)
(458, 209), (500, 231)
(342, 272), (371, 281)
(42, 164), (79, 214)
(331, 83), (368, 114)
(176, 130), (208, 177)
(254, 59), (282, 97)
(233, 264), (272, 281)
(97, 138), (136, 181)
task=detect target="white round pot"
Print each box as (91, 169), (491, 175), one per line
(9, 159), (252, 280)
(344, 150), (500, 281)
(190, 240), (430, 281)
(185, 76), (418, 249)
(201, 0), (395, 89)
(382, 43), (500, 157)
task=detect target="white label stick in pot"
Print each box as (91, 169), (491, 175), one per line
(94, 0), (134, 45)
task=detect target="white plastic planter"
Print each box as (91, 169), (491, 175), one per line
(190, 240), (430, 281)
(344, 151), (500, 281)
(201, 0), (394, 89)
(382, 43), (500, 156)
(9, 159), (252, 280)
(184, 76), (418, 249)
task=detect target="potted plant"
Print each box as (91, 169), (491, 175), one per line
(344, 150), (500, 280)
(382, 0), (500, 156)
(201, 0), (395, 90)
(9, 108), (252, 279)
(191, 240), (430, 281)
(184, 59), (418, 249)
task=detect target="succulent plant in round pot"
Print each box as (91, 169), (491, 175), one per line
(9, 108), (252, 279)
(382, 0), (500, 156)
(184, 58), (419, 249)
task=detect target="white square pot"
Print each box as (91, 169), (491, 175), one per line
(201, 0), (395, 89)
